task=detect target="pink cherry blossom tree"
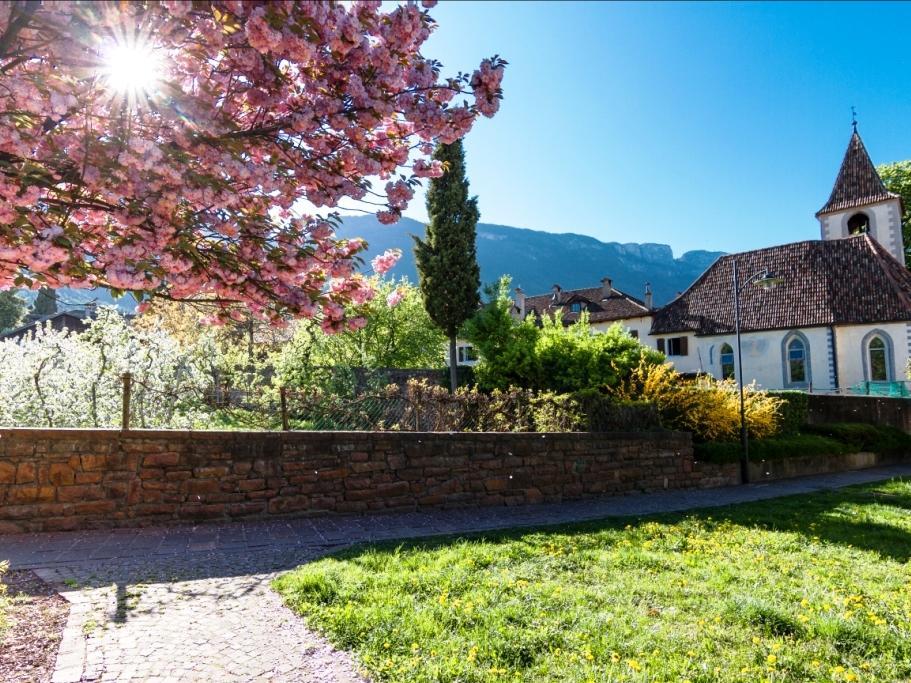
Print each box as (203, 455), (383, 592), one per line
(0, 1), (504, 327)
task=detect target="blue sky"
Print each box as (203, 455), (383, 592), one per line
(400, 1), (911, 256)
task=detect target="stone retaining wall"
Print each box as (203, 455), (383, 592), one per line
(748, 450), (906, 483)
(0, 429), (733, 533)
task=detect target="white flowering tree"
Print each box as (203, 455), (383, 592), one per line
(0, 308), (213, 428)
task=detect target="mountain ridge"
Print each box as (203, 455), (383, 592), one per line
(36, 216), (726, 313)
(338, 214), (725, 305)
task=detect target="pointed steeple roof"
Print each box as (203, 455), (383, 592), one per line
(816, 129), (899, 216)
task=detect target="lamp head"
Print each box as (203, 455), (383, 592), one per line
(755, 271), (785, 290)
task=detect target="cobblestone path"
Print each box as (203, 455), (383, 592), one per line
(5, 464), (910, 682)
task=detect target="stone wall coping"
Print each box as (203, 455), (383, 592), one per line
(0, 427), (687, 442)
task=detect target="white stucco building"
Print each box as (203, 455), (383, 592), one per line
(650, 127), (909, 392)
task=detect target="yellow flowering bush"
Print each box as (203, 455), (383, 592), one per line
(613, 359), (783, 441)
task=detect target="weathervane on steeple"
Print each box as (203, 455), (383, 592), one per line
(851, 106), (858, 133)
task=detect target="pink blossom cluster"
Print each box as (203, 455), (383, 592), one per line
(371, 249), (402, 275)
(471, 58), (507, 118)
(412, 159), (444, 178)
(385, 287), (406, 308)
(0, 1), (505, 326)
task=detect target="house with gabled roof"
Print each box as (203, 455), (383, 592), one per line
(449, 278), (656, 367)
(650, 126), (909, 392)
(515, 277), (654, 339)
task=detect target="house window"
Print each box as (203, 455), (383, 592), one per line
(863, 330), (893, 382)
(720, 343), (735, 379)
(569, 302), (583, 313)
(658, 336), (688, 356)
(458, 345), (478, 363)
(629, 330), (639, 339)
(848, 212), (870, 235)
(786, 337), (807, 383)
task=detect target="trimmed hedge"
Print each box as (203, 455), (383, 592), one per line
(694, 434), (849, 464)
(767, 390), (809, 436)
(695, 422), (911, 464)
(802, 422), (911, 455)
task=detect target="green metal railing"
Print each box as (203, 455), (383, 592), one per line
(847, 381), (911, 398)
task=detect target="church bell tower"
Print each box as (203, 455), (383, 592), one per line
(816, 124), (905, 265)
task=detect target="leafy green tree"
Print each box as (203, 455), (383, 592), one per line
(0, 291), (26, 332)
(463, 275), (664, 393)
(878, 160), (911, 262)
(414, 140), (481, 392)
(462, 276), (538, 389)
(274, 278), (446, 390)
(31, 287), (57, 317)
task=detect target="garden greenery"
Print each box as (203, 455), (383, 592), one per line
(462, 277), (664, 393)
(0, 281), (796, 443)
(274, 278), (446, 393)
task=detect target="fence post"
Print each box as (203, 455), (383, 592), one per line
(121, 372), (132, 431)
(279, 386), (290, 431)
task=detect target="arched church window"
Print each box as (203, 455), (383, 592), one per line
(867, 336), (888, 381)
(786, 336), (807, 384)
(720, 343), (735, 379)
(848, 212), (870, 235)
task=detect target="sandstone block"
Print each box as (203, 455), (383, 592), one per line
(143, 452), (180, 467)
(57, 485), (105, 502)
(0, 461), (14, 484)
(80, 454), (108, 471)
(16, 462), (37, 483)
(48, 463), (75, 486)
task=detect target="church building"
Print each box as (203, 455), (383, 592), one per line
(650, 127), (910, 392)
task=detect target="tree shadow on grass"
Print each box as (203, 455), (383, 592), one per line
(695, 483), (911, 564)
(324, 479), (911, 566)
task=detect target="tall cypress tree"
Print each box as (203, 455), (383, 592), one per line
(414, 140), (481, 392)
(32, 286), (58, 317)
(0, 291), (25, 332)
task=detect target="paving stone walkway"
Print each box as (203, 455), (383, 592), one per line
(4, 464), (910, 682)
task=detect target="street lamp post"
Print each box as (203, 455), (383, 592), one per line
(731, 262), (783, 485)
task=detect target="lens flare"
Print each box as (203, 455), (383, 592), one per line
(100, 36), (163, 107)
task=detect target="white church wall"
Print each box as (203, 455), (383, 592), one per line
(833, 322), (910, 388)
(660, 327), (835, 391)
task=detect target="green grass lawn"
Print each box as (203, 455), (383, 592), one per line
(0, 563), (7, 637)
(274, 479), (911, 682)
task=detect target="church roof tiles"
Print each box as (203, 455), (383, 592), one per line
(650, 235), (911, 335)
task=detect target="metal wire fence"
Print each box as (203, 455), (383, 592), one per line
(111, 374), (663, 433)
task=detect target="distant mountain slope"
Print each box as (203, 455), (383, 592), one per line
(338, 215), (724, 305)
(17, 287), (135, 313)
(31, 216), (723, 315)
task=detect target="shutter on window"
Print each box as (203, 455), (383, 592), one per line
(680, 336), (689, 356)
(657, 338), (665, 353)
